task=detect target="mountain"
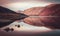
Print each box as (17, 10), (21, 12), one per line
(23, 4), (60, 29)
(23, 7), (44, 26)
(23, 7), (44, 16)
(0, 6), (28, 28)
(0, 6), (16, 13)
(39, 4), (60, 16)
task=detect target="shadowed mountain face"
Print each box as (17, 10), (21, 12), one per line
(23, 4), (60, 29)
(0, 6), (28, 28)
(0, 6), (16, 13)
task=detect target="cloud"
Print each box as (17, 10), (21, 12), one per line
(33, 0), (60, 3)
(0, 0), (60, 5)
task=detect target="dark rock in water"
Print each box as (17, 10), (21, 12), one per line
(3, 27), (10, 32)
(10, 28), (14, 31)
(15, 25), (20, 28)
(3, 27), (14, 32)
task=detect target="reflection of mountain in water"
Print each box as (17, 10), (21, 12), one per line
(23, 4), (60, 29)
(0, 6), (28, 28)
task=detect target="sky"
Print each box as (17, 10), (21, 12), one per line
(1, 0), (60, 11)
(0, 0), (60, 32)
(3, 2), (50, 11)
